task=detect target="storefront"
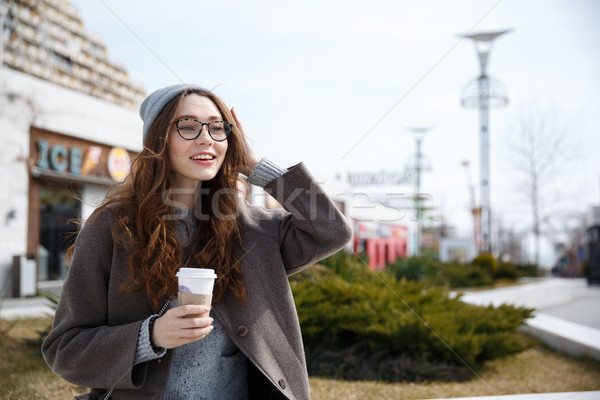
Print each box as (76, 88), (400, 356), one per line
(27, 127), (135, 282)
(0, 67), (142, 298)
(352, 221), (408, 270)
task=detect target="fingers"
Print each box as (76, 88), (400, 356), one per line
(174, 304), (211, 318)
(230, 107), (243, 132)
(231, 107), (261, 169)
(176, 317), (214, 339)
(152, 305), (215, 349)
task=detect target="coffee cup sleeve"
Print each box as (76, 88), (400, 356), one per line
(178, 292), (213, 318)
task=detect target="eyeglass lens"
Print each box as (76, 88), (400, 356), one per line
(176, 119), (231, 141)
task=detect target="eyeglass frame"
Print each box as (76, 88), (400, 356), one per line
(172, 118), (233, 142)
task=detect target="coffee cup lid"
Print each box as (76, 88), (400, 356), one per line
(176, 268), (217, 279)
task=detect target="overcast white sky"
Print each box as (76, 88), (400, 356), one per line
(69, 0), (600, 265)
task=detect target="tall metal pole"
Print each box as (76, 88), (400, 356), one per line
(459, 30), (510, 254)
(406, 126), (433, 257)
(415, 133), (423, 257)
(479, 73), (491, 254)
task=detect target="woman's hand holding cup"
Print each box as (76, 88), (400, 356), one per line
(152, 305), (214, 349)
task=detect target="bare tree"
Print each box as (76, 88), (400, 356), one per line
(495, 214), (526, 264)
(502, 101), (577, 268)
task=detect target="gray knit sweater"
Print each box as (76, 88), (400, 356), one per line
(133, 158), (286, 399)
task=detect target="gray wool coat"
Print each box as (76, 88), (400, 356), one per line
(42, 163), (353, 400)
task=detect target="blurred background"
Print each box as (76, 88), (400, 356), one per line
(1, 0), (599, 297)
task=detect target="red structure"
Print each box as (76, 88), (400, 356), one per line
(353, 222), (408, 270)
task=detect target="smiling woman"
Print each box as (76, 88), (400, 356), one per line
(41, 83), (353, 400)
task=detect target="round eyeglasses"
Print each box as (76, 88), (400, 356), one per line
(173, 119), (232, 142)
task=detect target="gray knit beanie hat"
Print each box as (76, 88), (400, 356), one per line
(139, 83), (207, 140)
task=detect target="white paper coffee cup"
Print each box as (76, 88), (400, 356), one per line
(176, 268), (217, 294)
(176, 268), (217, 318)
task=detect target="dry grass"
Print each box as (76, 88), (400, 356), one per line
(0, 317), (84, 399)
(310, 346), (600, 399)
(2, 318), (599, 400)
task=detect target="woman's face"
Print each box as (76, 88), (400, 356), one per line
(167, 94), (228, 189)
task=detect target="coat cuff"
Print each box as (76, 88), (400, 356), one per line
(247, 158), (287, 187)
(134, 315), (166, 365)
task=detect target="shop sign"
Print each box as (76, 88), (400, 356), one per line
(348, 169), (411, 186)
(35, 138), (132, 182)
(107, 147), (130, 182)
(36, 140), (83, 175)
(356, 221), (380, 239)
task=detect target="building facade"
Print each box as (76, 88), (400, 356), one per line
(1, 0), (145, 107)
(1, 0), (144, 297)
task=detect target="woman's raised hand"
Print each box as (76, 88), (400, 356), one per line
(231, 107), (260, 170)
(151, 305), (214, 349)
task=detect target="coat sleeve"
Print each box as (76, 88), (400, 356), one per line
(262, 163), (354, 275)
(41, 208), (149, 390)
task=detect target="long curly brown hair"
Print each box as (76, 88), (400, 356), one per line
(80, 88), (249, 307)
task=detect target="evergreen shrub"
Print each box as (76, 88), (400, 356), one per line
(472, 253), (498, 278)
(495, 262), (520, 280)
(385, 256), (441, 283)
(516, 263), (538, 277)
(439, 262), (495, 288)
(385, 256), (511, 289)
(291, 252), (534, 382)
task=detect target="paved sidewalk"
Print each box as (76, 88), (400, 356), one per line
(540, 285), (600, 330)
(0, 296), (54, 320)
(459, 278), (600, 361)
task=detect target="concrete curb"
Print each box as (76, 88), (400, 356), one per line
(458, 278), (600, 361)
(521, 313), (600, 360)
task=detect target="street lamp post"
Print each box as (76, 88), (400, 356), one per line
(406, 126), (433, 257)
(460, 30), (510, 255)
